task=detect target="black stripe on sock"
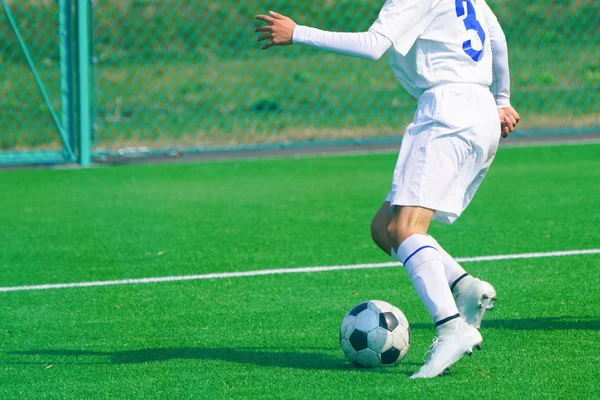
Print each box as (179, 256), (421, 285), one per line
(435, 313), (461, 327)
(450, 273), (469, 292)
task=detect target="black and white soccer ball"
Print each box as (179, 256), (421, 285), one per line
(340, 300), (410, 367)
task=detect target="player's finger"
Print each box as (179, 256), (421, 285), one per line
(256, 33), (274, 42)
(501, 124), (509, 138)
(511, 110), (521, 123)
(269, 10), (283, 18)
(255, 14), (275, 24)
(261, 40), (275, 50)
(254, 25), (273, 33)
(508, 114), (518, 126)
(503, 115), (514, 132)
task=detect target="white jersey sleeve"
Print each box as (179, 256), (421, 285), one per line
(481, 1), (511, 107)
(292, 26), (392, 61)
(369, 0), (434, 56)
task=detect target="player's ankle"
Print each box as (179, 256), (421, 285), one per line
(435, 313), (461, 335)
(450, 273), (473, 294)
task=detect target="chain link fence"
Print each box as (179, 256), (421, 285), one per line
(0, 0), (67, 162)
(1, 0), (599, 163)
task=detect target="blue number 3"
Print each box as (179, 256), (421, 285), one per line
(455, 0), (486, 62)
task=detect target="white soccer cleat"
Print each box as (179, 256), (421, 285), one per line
(411, 318), (482, 379)
(452, 275), (497, 329)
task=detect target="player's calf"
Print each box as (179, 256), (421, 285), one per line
(386, 205), (435, 248)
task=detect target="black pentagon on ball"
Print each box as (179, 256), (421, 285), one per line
(380, 346), (401, 365)
(349, 329), (369, 351)
(348, 302), (369, 316)
(379, 312), (399, 332)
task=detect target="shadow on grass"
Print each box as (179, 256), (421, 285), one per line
(8, 346), (418, 374)
(411, 316), (600, 331)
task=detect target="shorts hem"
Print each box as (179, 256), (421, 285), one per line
(385, 195), (461, 225)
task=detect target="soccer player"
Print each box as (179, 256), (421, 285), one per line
(255, 0), (520, 378)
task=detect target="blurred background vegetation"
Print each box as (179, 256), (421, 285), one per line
(1, 0), (598, 153)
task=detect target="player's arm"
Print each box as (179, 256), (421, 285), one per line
(482, 2), (520, 137)
(254, 11), (392, 61)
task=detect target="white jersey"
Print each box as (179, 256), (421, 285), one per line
(289, 1), (508, 223)
(369, 0), (497, 98)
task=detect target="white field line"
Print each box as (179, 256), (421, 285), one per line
(1, 249), (599, 293)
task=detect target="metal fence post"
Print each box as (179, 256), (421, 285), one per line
(59, 0), (75, 155)
(76, 0), (91, 167)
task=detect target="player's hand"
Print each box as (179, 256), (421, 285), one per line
(498, 106), (521, 138)
(254, 11), (297, 50)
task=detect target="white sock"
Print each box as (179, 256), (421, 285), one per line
(427, 235), (469, 290)
(392, 234), (460, 327)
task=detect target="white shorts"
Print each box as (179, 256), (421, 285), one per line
(386, 83), (500, 224)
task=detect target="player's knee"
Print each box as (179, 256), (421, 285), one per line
(370, 215), (380, 242)
(370, 215), (387, 248)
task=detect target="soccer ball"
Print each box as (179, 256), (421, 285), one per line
(340, 300), (410, 367)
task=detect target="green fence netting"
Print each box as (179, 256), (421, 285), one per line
(0, 0), (71, 164)
(2, 0), (599, 163)
(90, 0), (599, 157)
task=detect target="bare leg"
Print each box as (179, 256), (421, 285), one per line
(370, 201), (393, 255)
(372, 201), (435, 255)
(383, 205), (460, 326)
(386, 205), (435, 250)
(371, 202), (469, 288)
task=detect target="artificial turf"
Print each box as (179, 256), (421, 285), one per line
(1, 143), (599, 399)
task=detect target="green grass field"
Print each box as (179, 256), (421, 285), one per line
(1, 143), (599, 398)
